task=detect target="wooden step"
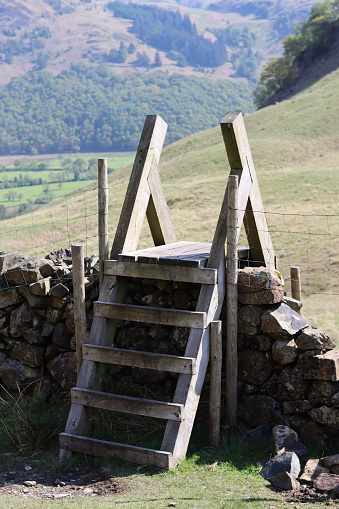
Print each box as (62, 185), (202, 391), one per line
(71, 388), (184, 421)
(94, 301), (207, 328)
(104, 260), (218, 284)
(82, 345), (197, 374)
(59, 433), (173, 469)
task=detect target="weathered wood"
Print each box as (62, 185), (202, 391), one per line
(290, 265), (302, 304)
(71, 243), (87, 377)
(146, 163), (176, 245)
(104, 260), (217, 284)
(209, 320), (222, 448)
(226, 175), (238, 427)
(110, 115), (168, 259)
(59, 274), (127, 460)
(59, 434), (173, 470)
(82, 345), (197, 374)
(161, 256), (226, 466)
(71, 388), (184, 421)
(220, 111), (275, 268)
(98, 158), (109, 290)
(94, 301), (207, 329)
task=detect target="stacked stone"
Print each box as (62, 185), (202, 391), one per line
(111, 279), (201, 399)
(234, 266), (339, 444)
(0, 249), (99, 397)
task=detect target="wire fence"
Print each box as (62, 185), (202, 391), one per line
(0, 191), (338, 339)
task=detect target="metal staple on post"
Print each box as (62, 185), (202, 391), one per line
(72, 243), (87, 376)
(226, 175), (238, 427)
(98, 158), (109, 290)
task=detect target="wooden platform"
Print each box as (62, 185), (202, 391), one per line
(119, 241), (249, 268)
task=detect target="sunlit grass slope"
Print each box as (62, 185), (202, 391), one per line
(0, 67), (338, 338)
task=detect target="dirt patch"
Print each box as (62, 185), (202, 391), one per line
(0, 460), (128, 500)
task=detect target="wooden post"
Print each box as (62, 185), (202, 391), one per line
(209, 320), (222, 448)
(98, 158), (109, 290)
(290, 266), (302, 302)
(226, 175), (238, 427)
(72, 243), (87, 377)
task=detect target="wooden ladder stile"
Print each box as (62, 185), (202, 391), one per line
(59, 112), (275, 469)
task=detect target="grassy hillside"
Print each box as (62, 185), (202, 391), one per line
(0, 65), (338, 337)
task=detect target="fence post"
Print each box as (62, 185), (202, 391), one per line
(209, 320), (222, 448)
(98, 158), (109, 291)
(72, 243), (87, 377)
(290, 266), (302, 303)
(226, 175), (238, 427)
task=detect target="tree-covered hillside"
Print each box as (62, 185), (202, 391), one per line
(0, 64), (253, 155)
(254, 0), (339, 106)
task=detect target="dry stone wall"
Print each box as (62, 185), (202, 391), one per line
(1, 251), (339, 445)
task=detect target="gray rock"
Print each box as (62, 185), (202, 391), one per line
(29, 278), (51, 296)
(241, 425), (272, 444)
(0, 288), (24, 309)
(46, 352), (77, 390)
(0, 357), (39, 389)
(277, 366), (310, 400)
(260, 451), (300, 480)
(272, 425), (308, 456)
(261, 303), (308, 340)
(238, 395), (283, 428)
(9, 302), (33, 337)
(0, 251), (23, 275)
(169, 327), (190, 353)
(52, 322), (73, 350)
(10, 343), (45, 368)
(283, 400), (313, 414)
(46, 306), (64, 324)
(313, 473), (339, 492)
(6, 262), (42, 286)
(238, 267), (284, 305)
(300, 458), (329, 482)
(23, 328), (45, 345)
(238, 349), (274, 385)
(321, 454), (339, 468)
(308, 380), (339, 405)
(300, 350), (339, 381)
(18, 286), (47, 309)
(296, 326), (335, 351)
(269, 471), (300, 491)
(283, 296), (302, 313)
(299, 421), (327, 448)
(272, 339), (298, 365)
(308, 406), (339, 430)
(50, 283), (69, 299)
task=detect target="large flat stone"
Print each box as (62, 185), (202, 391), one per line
(313, 473), (339, 492)
(260, 451), (300, 480)
(296, 326), (335, 351)
(237, 267), (284, 305)
(300, 458), (329, 482)
(308, 407), (339, 430)
(301, 350), (339, 381)
(261, 303), (308, 340)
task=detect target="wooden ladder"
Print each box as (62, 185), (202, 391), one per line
(59, 113), (274, 469)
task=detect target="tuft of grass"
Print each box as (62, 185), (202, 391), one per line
(0, 385), (67, 457)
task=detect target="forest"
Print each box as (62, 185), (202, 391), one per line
(106, 1), (227, 67)
(0, 64), (253, 155)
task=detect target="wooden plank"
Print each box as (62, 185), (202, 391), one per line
(290, 266), (301, 302)
(118, 241), (189, 263)
(110, 115), (168, 259)
(146, 163), (177, 245)
(71, 243), (87, 377)
(71, 388), (184, 421)
(59, 433), (173, 470)
(98, 158), (109, 290)
(94, 301), (207, 329)
(59, 274), (127, 460)
(220, 111), (275, 268)
(161, 255), (226, 466)
(104, 260), (218, 284)
(82, 344), (197, 374)
(209, 321), (222, 448)
(226, 175), (238, 428)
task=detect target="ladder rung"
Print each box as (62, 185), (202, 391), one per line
(82, 345), (197, 374)
(94, 301), (207, 328)
(59, 433), (173, 470)
(104, 260), (217, 284)
(71, 388), (185, 421)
